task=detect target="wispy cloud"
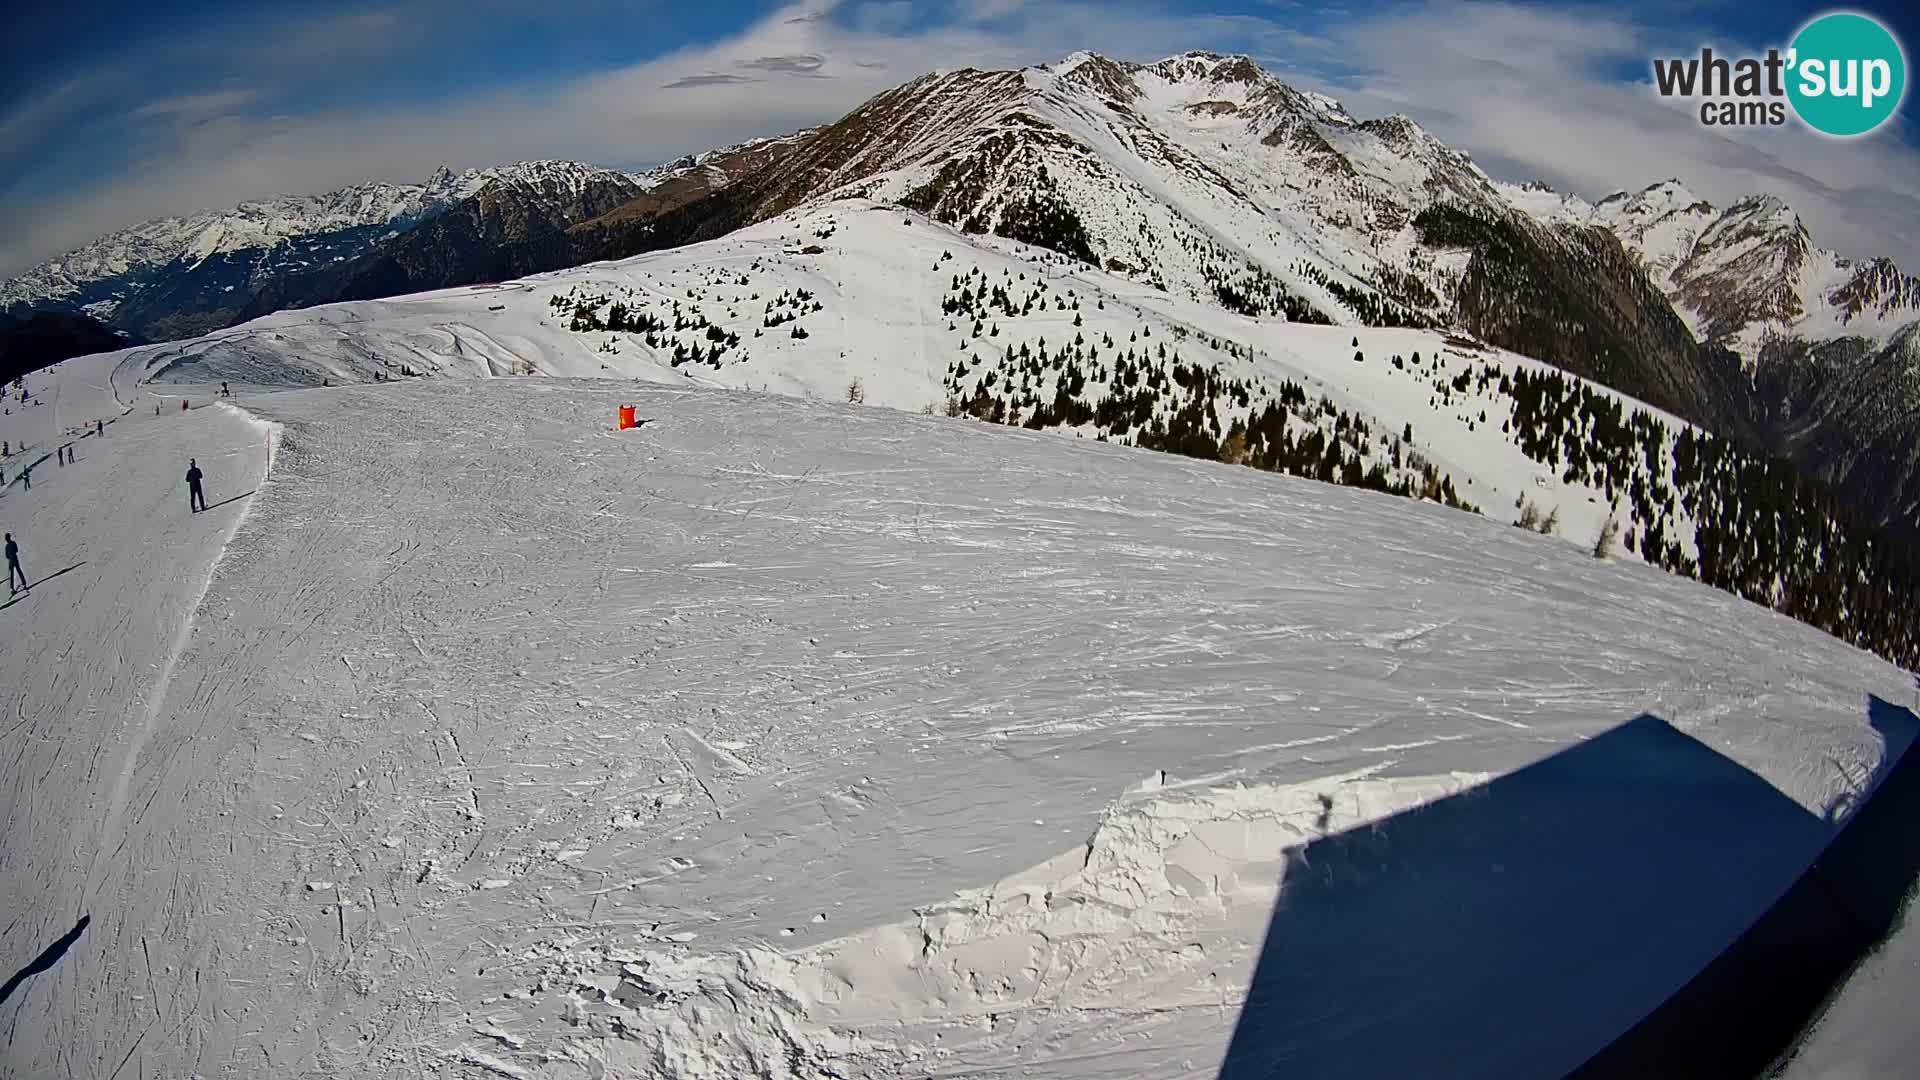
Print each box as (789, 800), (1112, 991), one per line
(128, 89), (262, 121)
(740, 54), (829, 74)
(0, 72), (123, 162)
(955, 0), (1031, 22)
(851, 1), (917, 34)
(664, 73), (760, 89)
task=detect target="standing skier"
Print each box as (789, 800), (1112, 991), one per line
(6, 534), (24, 596)
(186, 459), (206, 513)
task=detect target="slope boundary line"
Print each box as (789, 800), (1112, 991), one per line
(81, 411), (282, 904)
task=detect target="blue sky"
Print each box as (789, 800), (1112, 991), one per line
(1, 0), (1916, 275)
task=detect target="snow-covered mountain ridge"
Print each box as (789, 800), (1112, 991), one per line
(3, 162), (567, 307)
(584, 48), (1505, 332)
(1498, 177), (1920, 361)
(0, 157), (763, 340)
(11, 52), (1913, 368)
(1493, 176), (1920, 533)
(8, 50), (1920, 536)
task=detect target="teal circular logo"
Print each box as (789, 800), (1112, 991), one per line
(1787, 12), (1906, 136)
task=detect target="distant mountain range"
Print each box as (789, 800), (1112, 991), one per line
(4, 50), (1918, 536)
(0, 145), (807, 342)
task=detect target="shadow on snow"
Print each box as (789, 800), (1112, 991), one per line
(1219, 702), (1920, 1080)
(0, 915), (89, 1008)
(1584, 696), (1920, 1079)
(0, 562), (87, 611)
(198, 490), (256, 513)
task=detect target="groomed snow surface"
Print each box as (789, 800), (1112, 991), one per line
(1, 351), (1915, 1079)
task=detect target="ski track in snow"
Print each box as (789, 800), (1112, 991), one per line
(0, 362), (1912, 1079)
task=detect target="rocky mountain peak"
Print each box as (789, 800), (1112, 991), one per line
(1357, 114), (1426, 148)
(1051, 51), (1144, 101)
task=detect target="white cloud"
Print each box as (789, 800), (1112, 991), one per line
(128, 89), (263, 121)
(0, 72), (123, 161)
(1274, 1), (1920, 267)
(953, 0), (1031, 22)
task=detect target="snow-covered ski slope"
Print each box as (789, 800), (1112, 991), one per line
(1, 343), (1915, 1078)
(119, 202), (1699, 566)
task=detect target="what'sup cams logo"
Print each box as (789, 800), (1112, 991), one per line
(1652, 11), (1907, 136)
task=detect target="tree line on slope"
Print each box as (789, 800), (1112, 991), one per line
(1496, 363), (1920, 667)
(937, 246), (1919, 667)
(933, 265), (1476, 512)
(1416, 202), (1920, 667)
(549, 278), (825, 369)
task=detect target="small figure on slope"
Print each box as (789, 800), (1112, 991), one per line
(6, 533), (24, 596)
(187, 459), (206, 513)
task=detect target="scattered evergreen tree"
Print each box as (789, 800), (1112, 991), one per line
(1593, 516), (1622, 559)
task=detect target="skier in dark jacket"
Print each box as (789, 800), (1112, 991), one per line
(187, 459), (206, 512)
(6, 533), (24, 595)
